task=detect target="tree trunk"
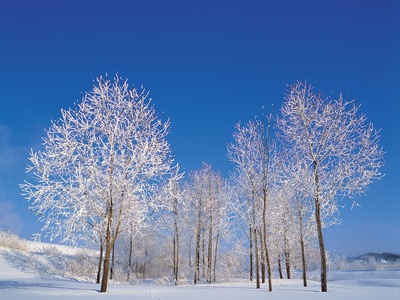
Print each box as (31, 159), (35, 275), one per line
(173, 236), (176, 283)
(173, 230), (179, 285)
(175, 232), (179, 285)
(96, 237), (104, 284)
(278, 254), (283, 279)
(262, 188), (272, 291)
(249, 224), (253, 281)
(173, 200), (179, 285)
(259, 230), (265, 284)
(283, 234), (291, 279)
(254, 227), (260, 289)
(316, 198), (327, 292)
(100, 219), (112, 292)
(207, 216), (213, 283)
(213, 230), (220, 282)
(251, 190), (260, 289)
(299, 212), (307, 287)
(194, 210), (201, 285)
(100, 194), (123, 293)
(143, 248), (148, 276)
(314, 161), (327, 292)
(173, 235), (179, 285)
(202, 231), (206, 279)
(188, 237), (192, 269)
(110, 244), (115, 280)
(135, 258), (139, 278)
(127, 233), (133, 282)
(285, 250), (291, 279)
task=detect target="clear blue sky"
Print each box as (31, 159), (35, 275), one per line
(0, 0), (399, 254)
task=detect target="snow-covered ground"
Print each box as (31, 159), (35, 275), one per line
(0, 244), (399, 300)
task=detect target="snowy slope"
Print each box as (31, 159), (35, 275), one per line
(1, 245), (399, 300)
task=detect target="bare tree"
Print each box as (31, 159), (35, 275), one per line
(277, 81), (384, 292)
(21, 74), (174, 292)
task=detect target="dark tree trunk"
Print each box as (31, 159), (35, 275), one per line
(262, 188), (272, 291)
(173, 199), (179, 285)
(194, 210), (201, 285)
(173, 236), (176, 283)
(278, 254), (283, 279)
(283, 233), (290, 279)
(254, 227), (260, 289)
(213, 230), (220, 282)
(314, 161), (327, 292)
(173, 236), (178, 285)
(202, 232), (206, 279)
(285, 250), (291, 279)
(316, 198), (327, 292)
(100, 219), (112, 292)
(110, 244), (115, 280)
(207, 216), (213, 283)
(249, 225), (253, 281)
(100, 196), (123, 293)
(96, 237), (104, 284)
(259, 231), (265, 284)
(251, 190), (260, 289)
(299, 212), (307, 287)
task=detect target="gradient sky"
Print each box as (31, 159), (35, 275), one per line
(0, 0), (399, 254)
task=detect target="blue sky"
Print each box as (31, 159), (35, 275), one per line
(0, 0), (399, 254)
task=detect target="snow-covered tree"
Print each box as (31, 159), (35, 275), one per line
(276, 150), (316, 286)
(21, 74), (174, 292)
(228, 169), (258, 282)
(165, 165), (185, 285)
(277, 81), (384, 292)
(228, 115), (277, 291)
(149, 164), (185, 285)
(185, 163), (230, 284)
(268, 185), (298, 280)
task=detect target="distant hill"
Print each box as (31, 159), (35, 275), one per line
(348, 252), (400, 263)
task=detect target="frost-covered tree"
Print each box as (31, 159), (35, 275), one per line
(149, 164), (184, 285)
(277, 81), (384, 292)
(268, 185), (298, 280)
(228, 115), (277, 291)
(277, 151), (316, 287)
(165, 165), (185, 285)
(229, 169), (258, 283)
(228, 120), (262, 288)
(186, 163), (229, 284)
(21, 74), (174, 292)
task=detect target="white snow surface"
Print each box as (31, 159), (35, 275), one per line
(1, 245), (399, 300)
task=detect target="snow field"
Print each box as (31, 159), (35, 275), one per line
(0, 245), (399, 300)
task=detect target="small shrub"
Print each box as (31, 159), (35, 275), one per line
(0, 230), (28, 251)
(36, 245), (63, 256)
